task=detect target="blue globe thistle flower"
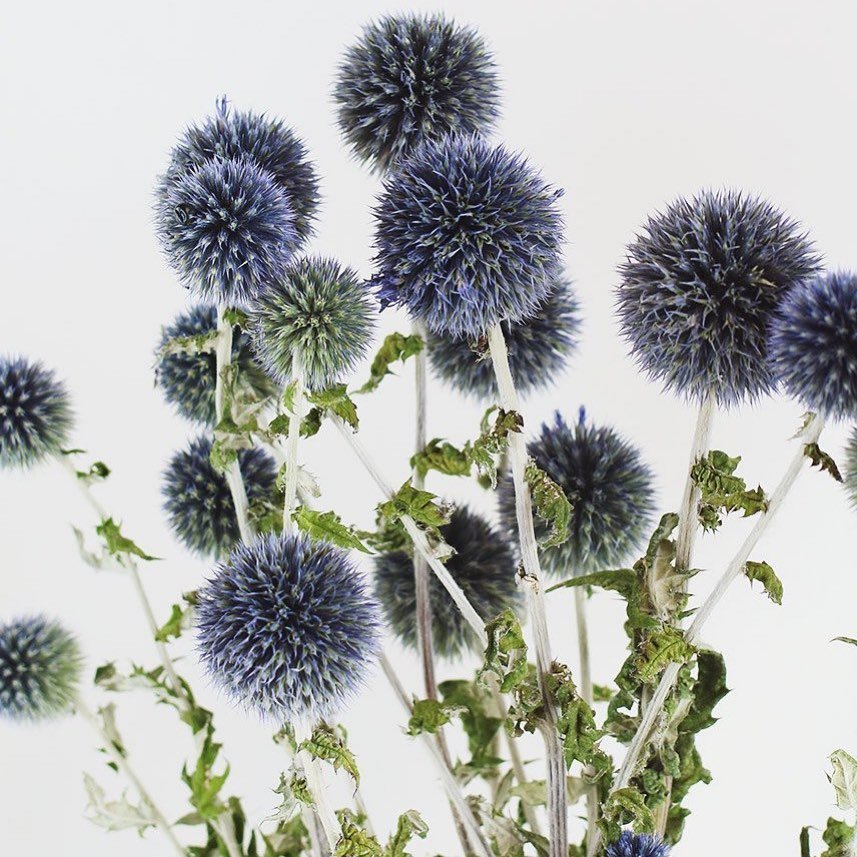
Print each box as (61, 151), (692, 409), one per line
(159, 98), (320, 242)
(333, 13), (499, 172)
(374, 506), (520, 658)
(196, 533), (381, 721)
(0, 616), (83, 722)
(250, 256), (376, 391)
(606, 831), (669, 857)
(372, 134), (565, 338)
(428, 275), (580, 400)
(769, 271), (857, 420)
(500, 410), (655, 576)
(162, 436), (278, 558)
(617, 190), (820, 407)
(155, 304), (277, 426)
(0, 356), (73, 469)
(844, 428), (857, 507)
(156, 156), (300, 306)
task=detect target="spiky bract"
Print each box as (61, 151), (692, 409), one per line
(605, 831), (670, 857)
(334, 13), (499, 172)
(156, 156), (299, 306)
(162, 436), (278, 557)
(769, 271), (857, 420)
(500, 410), (654, 576)
(159, 98), (319, 241)
(250, 256), (376, 390)
(0, 617), (82, 722)
(372, 134), (565, 338)
(374, 506), (519, 657)
(0, 356), (73, 469)
(428, 276), (580, 399)
(617, 189), (820, 406)
(156, 304), (276, 425)
(196, 533), (381, 721)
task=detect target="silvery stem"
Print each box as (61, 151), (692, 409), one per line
(215, 307), (253, 544)
(486, 323), (567, 857)
(574, 587), (599, 857)
(282, 351), (305, 533)
(294, 720), (340, 851)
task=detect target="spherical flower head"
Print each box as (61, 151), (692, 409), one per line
(372, 134), (565, 338)
(196, 533), (381, 721)
(769, 271), (857, 420)
(374, 506), (520, 658)
(162, 436), (278, 558)
(0, 356), (73, 469)
(155, 304), (277, 426)
(159, 98), (320, 242)
(250, 256), (376, 390)
(334, 13), (500, 172)
(617, 189), (820, 407)
(606, 831), (670, 857)
(156, 155), (300, 306)
(428, 275), (580, 400)
(500, 410), (655, 576)
(0, 616), (83, 722)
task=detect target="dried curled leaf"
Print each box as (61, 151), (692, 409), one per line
(358, 332), (424, 394)
(691, 450), (767, 531)
(805, 442), (844, 482)
(744, 560), (784, 605)
(300, 724), (360, 786)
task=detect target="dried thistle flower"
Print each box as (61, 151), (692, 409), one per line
(606, 831), (670, 857)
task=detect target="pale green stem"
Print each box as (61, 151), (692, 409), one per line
(282, 351), (305, 533)
(294, 720), (340, 851)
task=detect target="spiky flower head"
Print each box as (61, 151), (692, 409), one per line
(334, 13), (500, 172)
(156, 155), (300, 306)
(196, 533), (381, 721)
(373, 134), (565, 338)
(0, 617), (83, 722)
(250, 256), (376, 390)
(617, 189), (820, 407)
(769, 271), (857, 420)
(162, 436), (278, 558)
(374, 506), (519, 658)
(428, 276), (580, 399)
(606, 831), (670, 857)
(500, 410), (654, 576)
(155, 304), (277, 426)
(0, 356), (73, 469)
(159, 98), (320, 242)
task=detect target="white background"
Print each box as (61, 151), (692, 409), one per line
(2, 1), (856, 854)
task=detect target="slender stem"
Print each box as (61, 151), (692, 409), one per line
(590, 413), (826, 855)
(211, 817), (243, 857)
(332, 418), (487, 646)
(282, 351), (305, 533)
(380, 652), (493, 857)
(574, 587), (599, 857)
(295, 721), (340, 851)
(77, 699), (186, 856)
(215, 306), (254, 543)
(486, 323), (567, 857)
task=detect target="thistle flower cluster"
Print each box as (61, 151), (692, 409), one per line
(0, 617), (82, 722)
(334, 13), (499, 172)
(606, 831), (670, 857)
(617, 190), (820, 406)
(374, 506), (520, 657)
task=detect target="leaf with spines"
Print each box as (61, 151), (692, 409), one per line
(358, 332), (424, 394)
(479, 609), (529, 694)
(744, 560), (784, 605)
(406, 698), (462, 736)
(384, 811), (428, 857)
(598, 786), (655, 845)
(83, 773), (157, 834)
(300, 724), (360, 786)
(305, 384), (360, 432)
(96, 518), (159, 563)
(636, 625), (696, 685)
(335, 815), (382, 857)
(376, 480), (451, 552)
(805, 442), (844, 482)
(691, 450), (767, 531)
(410, 439), (471, 481)
(525, 459), (572, 548)
(292, 507), (371, 553)
(155, 591), (198, 643)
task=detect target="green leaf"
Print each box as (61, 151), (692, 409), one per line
(406, 699), (459, 736)
(438, 680), (503, 777)
(300, 724), (360, 786)
(834, 636), (857, 647)
(800, 825), (811, 857)
(335, 818), (382, 857)
(691, 450), (767, 532)
(376, 481), (450, 552)
(157, 330), (219, 360)
(306, 384), (359, 431)
(830, 750), (857, 811)
(636, 626), (696, 685)
(805, 442), (844, 482)
(358, 332), (424, 394)
(221, 307), (249, 329)
(599, 786), (655, 845)
(467, 407), (522, 488)
(77, 460), (111, 485)
(525, 459), (572, 548)
(821, 817), (856, 857)
(384, 810), (428, 857)
(744, 560), (784, 605)
(96, 518), (159, 562)
(155, 592), (197, 643)
(410, 439), (471, 481)
(479, 608), (529, 694)
(292, 507), (371, 553)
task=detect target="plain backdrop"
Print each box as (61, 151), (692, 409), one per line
(2, 1), (856, 854)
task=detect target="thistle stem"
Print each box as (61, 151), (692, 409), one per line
(486, 323), (567, 857)
(215, 306), (254, 543)
(282, 351), (306, 533)
(294, 720), (341, 851)
(211, 817), (243, 857)
(591, 413), (826, 855)
(574, 587), (599, 857)
(379, 651), (493, 857)
(77, 699), (186, 856)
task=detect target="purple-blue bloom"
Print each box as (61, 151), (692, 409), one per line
(334, 13), (499, 172)
(769, 271), (857, 420)
(162, 436), (278, 558)
(606, 831), (670, 857)
(500, 410), (654, 576)
(0, 356), (73, 470)
(617, 190), (820, 407)
(372, 134), (565, 338)
(374, 505), (520, 658)
(196, 533), (381, 721)
(428, 275), (580, 400)
(156, 156), (300, 306)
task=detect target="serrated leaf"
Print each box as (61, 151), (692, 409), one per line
(292, 507), (371, 553)
(830, 750), (857, 811)
(335, 818), (381, 857)
(636, 626), (696, 685)
(410, 439), (471, 481)
(83, 773), (157, 834)
(157, 331), (219, 360)
(384, 810), (428, 857)
(438, 680), (503, 777)
(479, 608), (529, 694)
(599, 786), (655, 845)
(525, 459), (572, 548)
(300, 724), (360, 786)
(744, 560), (784, 605)
(691, 450), (767, 531)
(96, 518), (159, 563)
(358, 332), (424, 394)
(306, 384), (359, 431)
(155, 593), (197, 643)
(467, 407), (522, 488)
(406, 699), (462, 736)
(805, 442), (844, 482)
